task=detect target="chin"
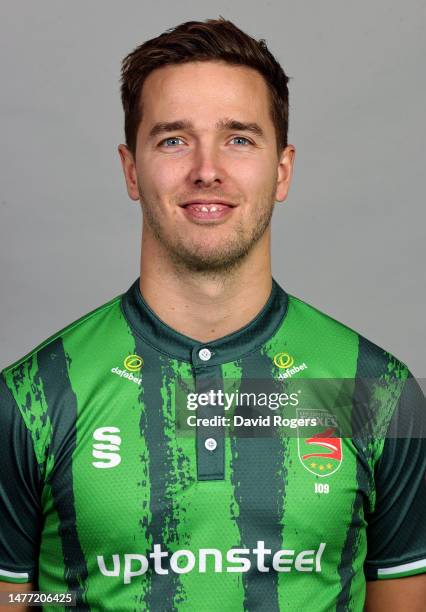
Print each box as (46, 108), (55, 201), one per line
(171, 243), (250, 273)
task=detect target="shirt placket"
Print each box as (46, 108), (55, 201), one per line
(191, 346), (225, 481)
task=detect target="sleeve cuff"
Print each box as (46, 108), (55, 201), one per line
(365, 557), (426, 580)
(0, 567), (32, 583)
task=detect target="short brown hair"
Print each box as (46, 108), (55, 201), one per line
(120, 17), (290, 156)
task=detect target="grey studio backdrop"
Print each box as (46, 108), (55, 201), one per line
(0, 1), (425, 375)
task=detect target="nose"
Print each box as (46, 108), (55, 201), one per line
(188, 142), (224, 187)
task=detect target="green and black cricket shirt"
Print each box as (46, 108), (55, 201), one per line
(1, 278), (425, 611)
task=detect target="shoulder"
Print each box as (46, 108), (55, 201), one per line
(285, 291), (411, 379)
(2, 292), (123, 378)
(1, 291), (125, 429)
(282, 292), (421, 471)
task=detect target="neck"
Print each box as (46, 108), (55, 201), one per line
(139, 231), (272, 343)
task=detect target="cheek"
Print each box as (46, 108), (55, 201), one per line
(136, 159), (181, 201)
(144, 158), (186, 196)
(231, 157), (276, 194)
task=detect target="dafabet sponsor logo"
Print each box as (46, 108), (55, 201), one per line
(111, 354), (143, 385)
(274, 352), (308, 379)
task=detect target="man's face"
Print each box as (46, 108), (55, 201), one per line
(119, 60), (295, 272)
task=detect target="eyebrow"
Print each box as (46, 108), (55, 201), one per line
(148, 118), (265, 140)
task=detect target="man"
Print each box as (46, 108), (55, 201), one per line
(0, 17), (425, 612)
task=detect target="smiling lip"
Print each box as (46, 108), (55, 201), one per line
(180, 200), (237, 222)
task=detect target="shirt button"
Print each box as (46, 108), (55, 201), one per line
(205, 438), (217, 452)
(198, 348), (212, 361)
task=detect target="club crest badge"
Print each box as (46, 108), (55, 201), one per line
(297, 409), (343, 477)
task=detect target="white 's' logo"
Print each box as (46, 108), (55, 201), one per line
(92, 427), (122, 469)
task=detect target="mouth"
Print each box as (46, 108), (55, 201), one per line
(179, 200), (237, 222)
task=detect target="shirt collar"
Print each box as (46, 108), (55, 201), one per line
(121, 277), (288, 366)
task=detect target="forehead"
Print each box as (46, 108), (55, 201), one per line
(140, 61), (272, 125)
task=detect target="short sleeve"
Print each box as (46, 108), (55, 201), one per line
(364, 374), (426, 580)
(0, 374), (42, 583)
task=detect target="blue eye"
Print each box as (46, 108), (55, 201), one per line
(161, 137), (184, 147)
(231, 136), (251, 146)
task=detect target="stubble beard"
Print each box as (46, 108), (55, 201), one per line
(139, 185), (276, 276)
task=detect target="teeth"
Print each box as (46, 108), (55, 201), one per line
(185, 202), (230, 214)
(191, 204), (221, 212)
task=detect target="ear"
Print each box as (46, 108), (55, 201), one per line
(118, 144), (140, 201)
(275, 144), (296, 202)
